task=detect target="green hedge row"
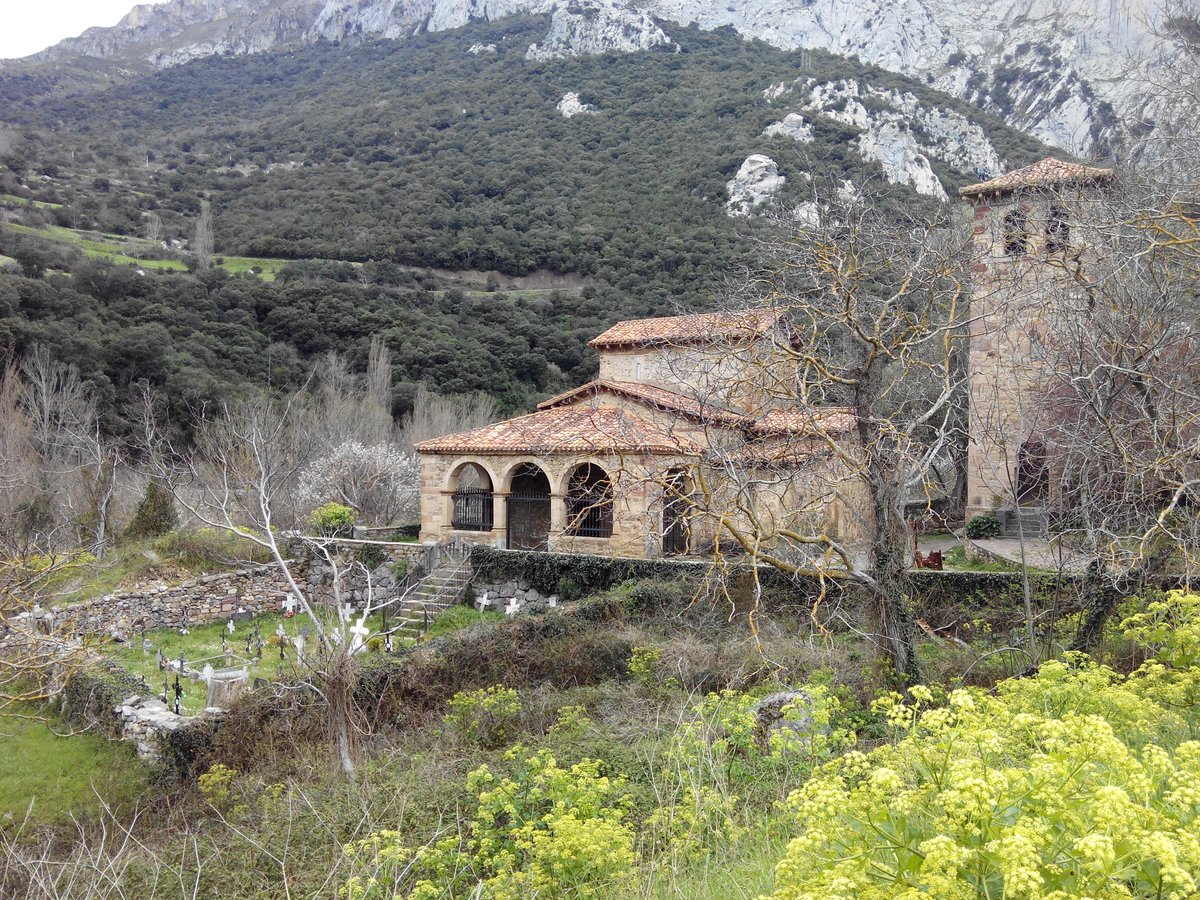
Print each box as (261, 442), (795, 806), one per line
(468, 546), (1161, 622)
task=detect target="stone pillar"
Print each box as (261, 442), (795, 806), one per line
(493, 491), (509, 549)
(547, 492), (566, 551)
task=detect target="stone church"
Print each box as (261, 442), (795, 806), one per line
(415, 310), (861, 558)
(416, 156), (1115, 557)
(959, 157), (1115, 528)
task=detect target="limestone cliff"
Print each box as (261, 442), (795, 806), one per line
(12, 0), (1181, 156)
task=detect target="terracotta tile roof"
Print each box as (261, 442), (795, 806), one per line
(537, 380), (748, 426)
(589, 309), (787, 349)
(751, 407), (858, 436)
(414, 406), (700, 455)
(959, 157), (1114, 198)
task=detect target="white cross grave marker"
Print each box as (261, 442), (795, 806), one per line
(282, 595), (296, 614)
(349, 617), (370, 654)
(227, 619), (235, 634)
(475, 591), (490, 612)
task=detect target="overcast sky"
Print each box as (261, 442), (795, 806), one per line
(1, 0), (167, 60)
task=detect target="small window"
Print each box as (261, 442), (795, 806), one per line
(1004, 210), (1029, 256)
(1046, 205), (1069, 252)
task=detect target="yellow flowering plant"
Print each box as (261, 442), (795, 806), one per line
(444, 684), (521, 749)
(765, 592), (1200, 900)
(344, 746), (634, 900)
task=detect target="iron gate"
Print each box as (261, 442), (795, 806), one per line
(452, 488), (494, 532)
(507, 491), (551, 551)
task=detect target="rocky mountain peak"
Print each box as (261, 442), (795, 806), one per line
(8, 0), (1182, 157)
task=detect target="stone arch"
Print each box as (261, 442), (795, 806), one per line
(444, 459), (498, 493)
(1046, 204), (1069, 253)
(448, 461), (495, 532)
(505, 462), (552, 551)
(564, 463), (614, 538)
(1004, 209), (1029, 256)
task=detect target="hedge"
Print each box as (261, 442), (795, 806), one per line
(468, 546), (1171, 626)
(60, 666), (149, 738)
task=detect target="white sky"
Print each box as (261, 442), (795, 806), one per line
(0, 0), (168, 61)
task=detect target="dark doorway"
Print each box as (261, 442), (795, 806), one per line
(1016, 439), (1049, 506)
(506, 463), (552, 551)
(662, 468), (692, 556)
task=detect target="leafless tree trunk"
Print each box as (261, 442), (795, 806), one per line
(636, 184), (975, 685)
(193, 199), (213, 271)
(139, 385), (418, 778)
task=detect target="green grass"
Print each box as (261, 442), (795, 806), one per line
(0, 710), (147, 827)
(216, 255), (288, 281)
(108, 613), (316, 713)
(642, 817), (789, 899)
(1, 193), (63, 209)
(106, 609), (418, 714)
(424, 605), (503, 639)
(101, 599), (493, 714)
(942, 544), (1023, 573)
(49, 529), (272, 605)
(3, 222), (286, 280)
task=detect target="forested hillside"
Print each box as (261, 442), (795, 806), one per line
(0, 17), (1048, 425)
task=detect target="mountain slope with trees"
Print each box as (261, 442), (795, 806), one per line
(0, 18), (1048, 425)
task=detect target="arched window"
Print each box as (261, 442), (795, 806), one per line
(1045, 204), (1069, 252)
(451, 463), (494, 532)
(1004, 210), (1029, 256)
(565, 464), (614, 538)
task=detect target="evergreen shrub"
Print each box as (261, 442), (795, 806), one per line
(965, 514), (1002, 539)
(122, 479), (179, 541)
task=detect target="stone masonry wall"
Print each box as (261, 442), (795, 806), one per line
(114, 695), (192, 762)
(472, 579), (560, 615)
(53, 563), (303, 638)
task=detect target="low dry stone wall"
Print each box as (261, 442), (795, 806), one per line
(473, 580), (560, 615)
(53, 564), (303, 639)
(114, 695), (192, 762)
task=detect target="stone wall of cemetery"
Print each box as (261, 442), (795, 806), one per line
(51, 564), (301, 639)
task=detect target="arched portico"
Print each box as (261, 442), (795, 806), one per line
(448, 461), (495, 532)
(505, 462), (552, 551)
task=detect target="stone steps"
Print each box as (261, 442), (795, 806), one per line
(389, 562), (471, 636)
(1000, 507), (1048, 538)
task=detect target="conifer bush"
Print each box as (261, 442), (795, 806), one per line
(122, 478), (178, 541)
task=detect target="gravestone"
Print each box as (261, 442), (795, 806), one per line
(205, 667), (250, 710)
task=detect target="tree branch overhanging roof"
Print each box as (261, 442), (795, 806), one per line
(588, 309), (790, 350)
(959, 157), (1115, 199)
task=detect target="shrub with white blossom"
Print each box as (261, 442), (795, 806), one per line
(299, 441), (419, 526)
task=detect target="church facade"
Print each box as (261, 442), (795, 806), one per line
(415, 310), (863, 558)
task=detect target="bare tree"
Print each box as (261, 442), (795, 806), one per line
(144, 210), (162, 246)
(399, 383), (498, 448)
(142, 386), (418, 777)
(649, 188), (974, 684)
(193, 199), (213, 271)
